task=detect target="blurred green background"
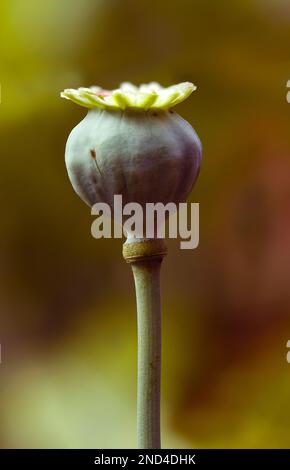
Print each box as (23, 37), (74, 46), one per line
(1, 0), (290, 449)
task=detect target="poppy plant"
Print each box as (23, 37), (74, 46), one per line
(61, 82), (202, 448)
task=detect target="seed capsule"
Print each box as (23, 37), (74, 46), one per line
(61, 82), (202, 215)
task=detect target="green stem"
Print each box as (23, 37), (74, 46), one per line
(123, 239), (167, 449)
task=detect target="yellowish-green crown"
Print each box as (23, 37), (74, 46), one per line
(60, 82), (196, 111)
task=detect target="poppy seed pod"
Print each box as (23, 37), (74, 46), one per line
(61, 82), (202, 221)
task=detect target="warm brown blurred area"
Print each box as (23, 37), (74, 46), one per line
(1, 0), (290, 448)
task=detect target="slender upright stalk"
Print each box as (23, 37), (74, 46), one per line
(123, 238), (167, 449)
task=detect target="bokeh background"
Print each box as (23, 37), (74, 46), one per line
(1, 0), (290, 449)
